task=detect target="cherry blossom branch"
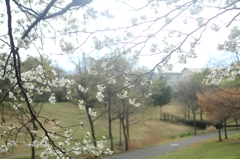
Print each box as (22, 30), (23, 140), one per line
(21, 0), (57, 39)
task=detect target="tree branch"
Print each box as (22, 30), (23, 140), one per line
(12, 0), (40, 17)
(226, 12), (240, 27)
(43, 0), (92, 20)
(21, 0), (57, 39)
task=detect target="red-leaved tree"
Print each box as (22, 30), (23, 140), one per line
(197, 88), (240, 141)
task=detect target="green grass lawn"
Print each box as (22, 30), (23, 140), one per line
(0, 101), (196, 156)
(150, 134), (240, 159)
(0, 100), (217, 158)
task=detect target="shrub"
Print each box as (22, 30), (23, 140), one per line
(183, 120), (212, 129)
(180, 132), (192, 138)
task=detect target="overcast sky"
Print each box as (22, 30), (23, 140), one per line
(3, 0), (235, 73)
(139, 28), (231, 72)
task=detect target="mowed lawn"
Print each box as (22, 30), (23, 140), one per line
(150, 133), (240, 159)
(0, 101), (196, 157)
(2, 100), (224, 159)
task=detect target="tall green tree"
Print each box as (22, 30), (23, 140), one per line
(150, 77), (173, 120)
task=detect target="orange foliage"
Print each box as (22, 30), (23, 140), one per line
(197, 88), (240, 124)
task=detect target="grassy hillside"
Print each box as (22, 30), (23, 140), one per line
(0, 100), (212, 158)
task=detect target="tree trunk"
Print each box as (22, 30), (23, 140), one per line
(119, 99), (128, 150)
(31, 134), (35, 159)
(31, 120), (38, 159)
(235, 118), (239, 130)
(86, 109), (98, 158)
(187, 106), (190, 119)
(200, 108), (203, 121)
(86, 107), (97, 147)
(120, 117), (128, 151)
(119, 119), (122, 146)
(218, 121), (222, 142)
(142, 105), (145, 124)
(126, 106), (130, 140)
(224, 120), (228, 139)
(108, 99), (113, 151)
(193, 114), (196, 135)
(159, 106), (162, 120)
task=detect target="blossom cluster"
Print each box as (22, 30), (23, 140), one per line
(117, 90), (128, 99)
(141, 78), (153, 86)
(79, 85), (89, 93)
(21, 132), (113, 158)
(124, 76), (134, 88)
(0, 57), (115, 158)
(203, 63), (240, 85)
(129, 98), (141, 107)
(101, 62), (114, 70)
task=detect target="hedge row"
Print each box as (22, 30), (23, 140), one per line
(183, 120), (212, 129)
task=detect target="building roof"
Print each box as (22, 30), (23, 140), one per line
(160, 71), (182, 74)
(181, 67), (203, 73)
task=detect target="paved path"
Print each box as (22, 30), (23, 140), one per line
(104, 130), (239, 159)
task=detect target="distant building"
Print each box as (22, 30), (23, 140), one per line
(158, 67), (205, 93)
(181, 68), (203, 80)
(159, 71), (182, 93)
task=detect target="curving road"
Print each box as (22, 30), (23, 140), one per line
(104, 130), (239, 159)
